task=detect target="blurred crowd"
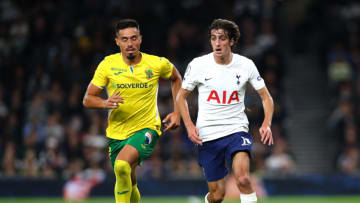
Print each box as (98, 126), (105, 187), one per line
(0, 0), (292, 181)
(318, 0), (360, 176)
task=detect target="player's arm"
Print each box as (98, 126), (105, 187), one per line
(83, 83), (123, 109)
(162, 66), (182, 131)
(169, 66), (182, 115)
(256, 86), (274, 146)
(176, 88), (202, 145)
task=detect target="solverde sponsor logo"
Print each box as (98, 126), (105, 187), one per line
(115, 83), (151, 89)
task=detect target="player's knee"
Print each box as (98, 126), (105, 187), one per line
(114, 160), (131, 176)
(235, 174), (251, 188)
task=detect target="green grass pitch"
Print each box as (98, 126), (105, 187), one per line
(1, 196), (360, 203)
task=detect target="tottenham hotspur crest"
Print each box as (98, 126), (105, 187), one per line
(236, 74), (241, 85)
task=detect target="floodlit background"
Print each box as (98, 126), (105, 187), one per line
(0, 0), (360, 202)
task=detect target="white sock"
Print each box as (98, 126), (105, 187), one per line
(240, 192), (257, 203)
(204, 192), (209, 203)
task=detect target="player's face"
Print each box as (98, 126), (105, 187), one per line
(210, 29), (234, 60)
(115, 27), (142, 60)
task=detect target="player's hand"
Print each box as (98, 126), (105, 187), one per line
(162, 112), (180, 131)
(186, 123), (202, 146)
(103, 92), (124, 109)
(259, 125), (273, 146)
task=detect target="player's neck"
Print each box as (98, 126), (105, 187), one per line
(214, 52), (233, 65)
(122, 53), (142, 66)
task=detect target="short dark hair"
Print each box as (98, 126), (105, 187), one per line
(114, 19), (140, 35)
(209, 19), (240, 46)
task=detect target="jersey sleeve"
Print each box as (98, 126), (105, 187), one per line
(248, 60), (265, 90)
(159, 57), (173, 79)
(181, 62), (198, 91)
(91, 60), (109, 88)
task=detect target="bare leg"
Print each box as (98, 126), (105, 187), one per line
(206, 178), (226, 203)
(232, 152), (257, 203)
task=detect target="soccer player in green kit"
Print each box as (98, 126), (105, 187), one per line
(83, 19), (182, 203)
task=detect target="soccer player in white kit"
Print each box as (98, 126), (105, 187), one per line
(176, 19), (274, 203)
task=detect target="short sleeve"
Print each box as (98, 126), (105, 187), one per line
(248, 60), (265, 90)
(91, 60), (108, 88)
(160, 57), (173, 79)
(181, 63), (198, 91)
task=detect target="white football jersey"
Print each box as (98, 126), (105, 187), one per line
(182, 53), (265, 142)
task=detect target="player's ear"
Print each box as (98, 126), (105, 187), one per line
(139, 34), (142, 44)
(115, 35), (121, 47)
(114, 31), (120, 46)
(230, 38), (234, 47)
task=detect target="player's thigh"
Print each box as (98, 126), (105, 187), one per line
(116, 144), (140, 166)
(224, 132), (253, 175)
(232, 151), (251, 176)
(108, 138), (127, 169)
(225, 132), (253, 166)
(120, 128), (159, 165)
(198, 139), (228, 181)
(107, 138), (140, 167)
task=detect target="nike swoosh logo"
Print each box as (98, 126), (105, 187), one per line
(117, 190), (129, 195)
(205, 78), (212, 81)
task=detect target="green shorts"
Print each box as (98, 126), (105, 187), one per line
(108, 128), (159, 169)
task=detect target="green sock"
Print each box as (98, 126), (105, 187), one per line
(114, 160), (132, 203)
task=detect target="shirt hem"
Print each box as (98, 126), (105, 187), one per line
(201, 128), (249, 143)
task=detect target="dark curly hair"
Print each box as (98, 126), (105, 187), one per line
(209, 19), (240, 48)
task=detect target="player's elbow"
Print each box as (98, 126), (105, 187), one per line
(261, 92), (273, 103)
(82, 95), (90, 108)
